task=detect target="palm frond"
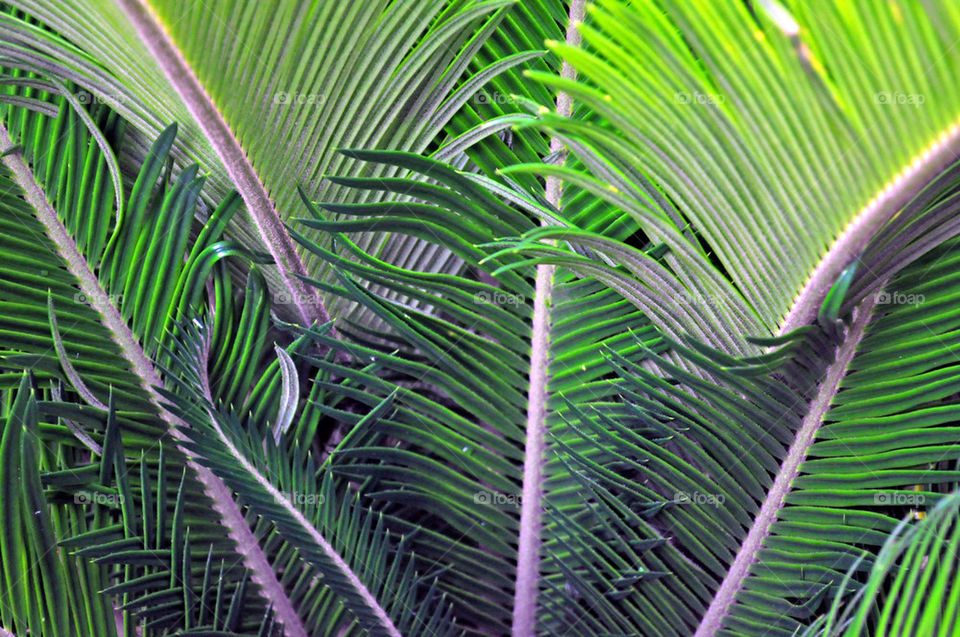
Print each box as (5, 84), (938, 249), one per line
(161, 318), (461, 637)
(0, 88), (307, 634)
(0, 0), (552, 325)
(5, 2), (960, 636)
(801, 491), (960, 637)
(511, 0), (960, 338)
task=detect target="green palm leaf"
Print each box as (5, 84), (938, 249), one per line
(160, 323), (460, 637)
(512, 0), (960, 339)
(281, 2), (960, 631)
(290, 176), (960, 633)
(0, 0), (551, 327)
(0, 90), (305, 634)
(5, 1), (960, 636)
(802, 491), (960, 636)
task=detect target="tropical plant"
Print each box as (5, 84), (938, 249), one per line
(1, 0), (960, 636)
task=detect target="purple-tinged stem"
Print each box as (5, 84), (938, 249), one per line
(779, 119), (960, 335)
(696, 291), (878, 636)
(114, 0), (329, 329)
(0, 123), (309, 637)
(511, 2), (585, 634)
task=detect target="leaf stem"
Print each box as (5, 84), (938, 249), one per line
(114, 0), (329, 329)
(201, 409), (403, 637)
(0, 123), (309, 637)
(511, 2), (585, 634)
(779, 118), (960, 334)
(695, 291), (879, 636)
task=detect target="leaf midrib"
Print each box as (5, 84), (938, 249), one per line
(695, 291), (880, 636)
(778, 117), (960, 335)
(511, 2), (585, 635)
(113, 0), (330, 330)
(201, 408), (403, 637)
(0, 122), (309, 637)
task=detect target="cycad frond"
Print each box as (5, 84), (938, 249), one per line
(5, 2), (960, 636)
(0, 88), (307, 634)
(159, 318), (461, 637)
(0, 0), (550, 324)
(802, 491), (960, 637)
(515, 0), (960, 337)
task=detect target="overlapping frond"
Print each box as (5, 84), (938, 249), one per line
(160, 318), (462, 637)
(510, 0), (960, 339)
(532, 233), (960, 637)
(0, 0), (556, 325)
(0, 88), (310, 634)
(293, 95), (960, 632)
(4, 2), (960, 636)
(280, 149), (675, 634)
(802, 491), (960, 637)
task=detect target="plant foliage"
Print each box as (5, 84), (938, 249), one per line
(2, 1), (960, 636)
